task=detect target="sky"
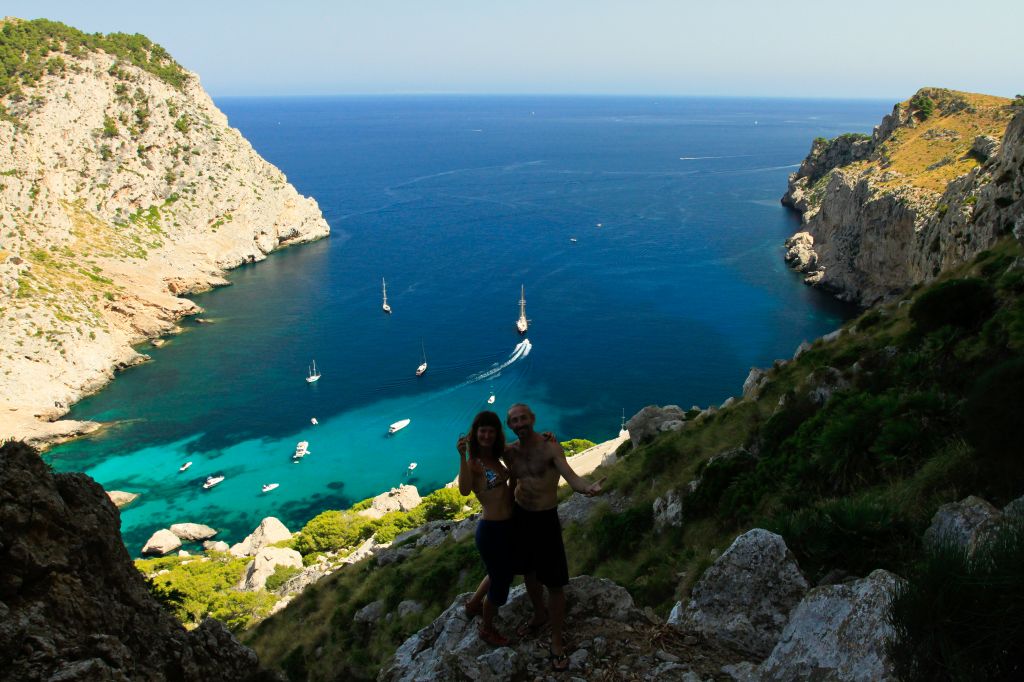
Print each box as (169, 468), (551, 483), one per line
(4, 0), (1022, 99)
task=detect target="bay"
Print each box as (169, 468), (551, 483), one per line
(45, 95), (885, 554)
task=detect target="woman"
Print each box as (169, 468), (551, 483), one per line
(457, 410), (515, 646)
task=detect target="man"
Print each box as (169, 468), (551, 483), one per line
(505, 402), (602, 671)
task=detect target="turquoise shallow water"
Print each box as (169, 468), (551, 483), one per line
(45, 96), (885, 554)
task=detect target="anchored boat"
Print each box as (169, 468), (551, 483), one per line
(306, 360), (321, 383)
(389, 418), (411, 434)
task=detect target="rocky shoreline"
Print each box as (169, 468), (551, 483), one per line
(0, 37), (329, 449)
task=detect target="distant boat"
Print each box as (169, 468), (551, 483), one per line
(179, 461), (193, 472)
(382, 277), (392, 314)
(389, 418), (411, 434)
(293, 441), (310, 460)
(202, 475), (224, 490)
(311, 417), (318, 425)
(596, 222), (603, 227)
(570, 237), (577, 243)
(262, 483), (279, 493)
(487, 393), (496, 405)
(407, 462), (417, 475)
(306, 360), (320, 383)
(516, 285), (529, 334)
(415, 341), (428, 377)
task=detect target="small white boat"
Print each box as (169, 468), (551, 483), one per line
(516, 284), (529, 334)
(179, 461), (193, 472)
(202, 475), (225, 490)
(570, 237), (577, 243)
(306, 360), (320, 383)
(487, 393), (496, 404)
(407, 462), (417, 475)
(311, 417), (318, 425)
(262, 483), (279, 493)
(293, 440), (310, 459)
(596, 222), (603, 227)
(389, 418), (411, 434)
(415, 341), (427, 377)
(382, 277), (392, 314)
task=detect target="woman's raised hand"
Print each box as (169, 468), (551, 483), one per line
(456, 434), (469, 458)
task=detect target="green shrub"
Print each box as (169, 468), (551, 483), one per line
(421, 487), (471, 522)
(589, 505), (653, 561)
(265, 564), (302, 592)
(682, 449), (757, 519)
(910, 93), (935, 120)
(561, 438), (597, 456)
(888, 520), (1024, 681)
(909, 278), (995, 334)
(293, 510), (373, 555)
(963, 357), (1024, 492)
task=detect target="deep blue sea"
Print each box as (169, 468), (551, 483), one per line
(45, 96), (888, 554)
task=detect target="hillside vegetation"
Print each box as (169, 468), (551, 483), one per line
(238, 238), (1024, 679)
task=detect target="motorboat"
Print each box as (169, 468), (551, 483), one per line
(179, 461), (193, 472)
(516, 285), (529, 334)
(389, 418), (411, 434)
(293, 441), (310, 459)
(311, 417), (318, 425)
(202, 475), (225, 490)
(415, 341), (427, 377)
(382, 277), (392, 314)
(407, 462), (417, 475)
(570, 237), (578, 243)
(306, 360), (320, 383)
(487, 393), (496, 405)
(262, 483), (279, 493)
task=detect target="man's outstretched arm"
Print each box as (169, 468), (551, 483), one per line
(551, 442), (602, 496)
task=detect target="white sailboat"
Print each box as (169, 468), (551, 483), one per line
(389, 418), (411, 434)
(382, 277), (392, 314)
(516, 284), (529, 334)
(306, 360), (321, 383)
(415, 341), (428, 377)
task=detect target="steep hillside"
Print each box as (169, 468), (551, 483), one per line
(782, 88), (1022, 305)
(0, 18), (329, 447)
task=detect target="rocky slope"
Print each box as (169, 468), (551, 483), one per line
(0, 18), (329, 447)
(0, 440), (280, 681)
(782, 88), (1022, 305)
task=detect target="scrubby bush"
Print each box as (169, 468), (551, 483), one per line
(681, 449), (757, 519)
(561, 438), (597, 456)
(265, 564), (302, 592)
(421, 487), (471, 522)
(589, 505), (653, 561)
(909, 278), (995, 334)
(293, 510), (373, 555)
(910, 93), (935, 120)
(888, 520), (1024, 681)
(963, 357), (1024, 493)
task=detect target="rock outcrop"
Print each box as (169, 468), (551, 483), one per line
(106, 489), (139, 507)
(0, 18), (330, 447)
(238, 547), (303, 592)
(357, 485), (423, 519)
(782, 89), (1023, 305)
(669, 529), (809, 657)
(229, 517), (293, 558)
(170, 522), (218, 542)
(0, 440), (277, 680)
(141, 528), (182, 556)
(625, 404), (688, 446)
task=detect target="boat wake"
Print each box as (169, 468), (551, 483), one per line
(465, 339), (532, 385)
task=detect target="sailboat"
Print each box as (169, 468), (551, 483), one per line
(415, 341), (428, 377)
(306, 360), (320, 383)
(382, 277), (392, 314)
(516, 284), (529, 334)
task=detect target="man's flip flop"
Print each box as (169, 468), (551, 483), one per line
(549, 646), (569, 672)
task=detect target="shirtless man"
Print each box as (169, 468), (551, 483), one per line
(505, 403), (602, 671)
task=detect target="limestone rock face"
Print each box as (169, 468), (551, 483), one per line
(653, 489), (683, 530)
(781, 91), (1023, 305)
(170, 522), (218, 541)
(230, 517), (292, 558)
(142, 528), (182, 556)
(357, 485), (423, 519)
(203, 540), (230, 553)
(0, 441), (276, 681)
(239, 547), (303, 591)
(671, 529), (809, 657)
(353, 600), (387, 625)
(757, 569), (903, 681)
(0, 22), (329, 447)
(625, 404), (688, 446)
(742, 368), (769, 400)
(923, 495), (1004, 554)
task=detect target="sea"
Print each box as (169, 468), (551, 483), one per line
(44, 95), (888, 555)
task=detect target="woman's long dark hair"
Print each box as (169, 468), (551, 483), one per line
(468, 410), (505, 460)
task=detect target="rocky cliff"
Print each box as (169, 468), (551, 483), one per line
(0, 18), (329, 446)
(782, 88), (1023, 305)
(0, 440), (280, 681)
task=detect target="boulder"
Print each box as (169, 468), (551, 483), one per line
(203, 540), (230, 553)
(653, 489), (683, 530)
(757, 569), (903, 681)
(170, 523), (218, 542)
(141, 529), (182, 556)
(923, 495), (1002, 555)
(1002, 494), (1024, 518)
(229, 517), (292, 557)
(397, 600), (424, 619)
(106, 490), (138, 508)
(784, 232), (818, 272)
(238, 546), (303, 591)
(353, 599), (387, 625)
(970, 135), (1000, 163)
(625, 405), (688, 446)
(669, 529), (808, 657)
(357, 485), (422, 519)
(804, 366), (850, 405)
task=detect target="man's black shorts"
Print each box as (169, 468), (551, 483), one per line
(513, 501), (569, 588)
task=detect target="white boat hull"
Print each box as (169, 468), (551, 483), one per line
(389, 419), (411, 434)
